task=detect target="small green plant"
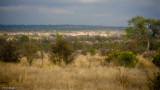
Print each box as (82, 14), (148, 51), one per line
(108, 51), (139, 67)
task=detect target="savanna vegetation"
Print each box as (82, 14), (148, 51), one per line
(0, 16), (160, 90)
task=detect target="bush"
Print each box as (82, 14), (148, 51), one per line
(0, 43), (20, 63)
(108, 51), (139, 67)
(152, 53), (160, 68)
(50, 34), (75, 64)
(149, 72), (160, 90)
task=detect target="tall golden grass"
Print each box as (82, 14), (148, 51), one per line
(0, 53), (159, 90)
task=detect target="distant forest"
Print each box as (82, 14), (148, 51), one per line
(0, 25), (125, 32)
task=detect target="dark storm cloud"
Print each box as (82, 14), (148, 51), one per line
(0, 0), (159, 26)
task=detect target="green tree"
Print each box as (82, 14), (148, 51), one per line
(145, 18), (160, 38)
(23, 42), (38, 65)
(124, 16), (160, 51)
(50, 33), (75, 64)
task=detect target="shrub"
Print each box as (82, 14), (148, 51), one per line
(108, 50), (121, 61)
(108, 51), (139, 67)
(19, 35), (29, 42)
(152, 53), (160, 68)
(0, 43), (20, 63)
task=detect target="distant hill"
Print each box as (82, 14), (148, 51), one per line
(0, 25), (125, 32)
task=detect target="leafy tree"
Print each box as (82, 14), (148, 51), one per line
(23, 42), (38, 65)
(50, 33), (75, 64)
(0, 43), (20, 63)
(124, 16), (160, 51)
(145, 18), (160, 38)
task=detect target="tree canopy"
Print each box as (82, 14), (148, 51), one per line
(124, 16), (160, 51)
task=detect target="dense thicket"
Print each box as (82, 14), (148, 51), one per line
(0, 43), (20, 63)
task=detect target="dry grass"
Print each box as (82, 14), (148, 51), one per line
(0, 54), (159, 90)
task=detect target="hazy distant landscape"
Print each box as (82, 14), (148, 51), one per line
(0, 25), (125, 32)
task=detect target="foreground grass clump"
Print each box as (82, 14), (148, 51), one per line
(0, 61), (156, 90)
(108, 51), (139, 67)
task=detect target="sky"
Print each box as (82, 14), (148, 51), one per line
(0, 0), (159, 26)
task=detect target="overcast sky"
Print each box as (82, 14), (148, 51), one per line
(0, 0), (159, 26)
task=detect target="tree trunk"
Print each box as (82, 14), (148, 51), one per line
(145, 34), (150, 51)
(146, 40), (150, 51)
